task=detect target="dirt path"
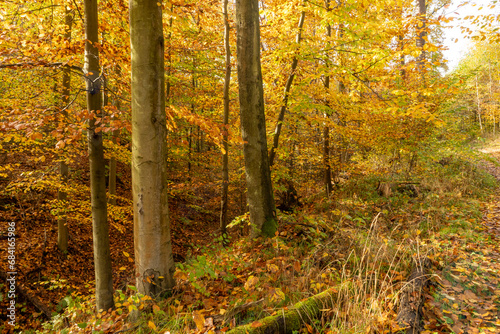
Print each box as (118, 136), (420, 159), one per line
(421, 154), (500, 333)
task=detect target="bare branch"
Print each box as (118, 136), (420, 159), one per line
(0, 62), (83, 72)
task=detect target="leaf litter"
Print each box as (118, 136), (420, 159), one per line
(421, 157), (500, 334)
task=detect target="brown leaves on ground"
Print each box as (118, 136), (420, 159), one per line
(422, 183), (500, 333)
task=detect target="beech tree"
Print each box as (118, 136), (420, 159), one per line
(220, 0), (231, 236)
(57, 6), (73, 253)
(83, 0), (114, 311)
(236, 0), (277, 238)
(130, 0), (176, 296)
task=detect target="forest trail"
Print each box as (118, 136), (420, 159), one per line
(420, 151), (500, 334)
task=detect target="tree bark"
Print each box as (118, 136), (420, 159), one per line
(488, 61), (495, 134)
(323, 0), (333, 198)
(476, 75), (483, 132)
(226, 287), (340, 334)
(83, 0), (114, 312)
(166, 4), (174, 103)
(220, 0), (231, 237)
(57, 6), (73, 253)
(268, 10), (306, 167)
(108, 67), (121, 206)
(397, 257), (431, 334)
(398, 4), (406, 81)
(416, 0), (426, 74)
(236, 0), (277, 238)
(130, 0), (175, 296)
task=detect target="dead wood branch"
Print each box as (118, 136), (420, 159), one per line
(226, 288), (339, 334)
(397, 257), (431, 334)
(0, 269), (53, 318)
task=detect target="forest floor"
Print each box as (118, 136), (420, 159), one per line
(418, 154), (500, 334)
(1, 144), (500, 333)
(0, 154), (232, 333)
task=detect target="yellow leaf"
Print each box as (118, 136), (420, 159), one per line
(153, 304), (160, 314)
(119, 267), (126, 271)
(244, 275), (259, 291)
(123, 251), (130, 257)
(270, 288), (286, 302)
(193, 311), (205, 331)
(267, 263), (279, 273)
(148, 320), (157, 331)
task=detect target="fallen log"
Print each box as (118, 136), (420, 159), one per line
(226, 288), (339, 334)
(0, 269), (53, 319)
(377, 182), (419, 198)
(397, 257), (431, 334)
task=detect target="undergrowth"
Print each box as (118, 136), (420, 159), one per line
(36, 145), (499, 334)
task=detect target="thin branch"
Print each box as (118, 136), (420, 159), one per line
(105, 86), (131, 103)
(349, 71), (390, 105)
(0, 62), (83, 72)
(59, 90), (82, 114)
(71, 0), (84, 24)
(7, 5), (62, 16)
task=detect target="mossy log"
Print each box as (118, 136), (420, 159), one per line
(226, 288), (339, 334)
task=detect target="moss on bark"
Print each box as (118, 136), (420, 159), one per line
(227, 288), (339, 334)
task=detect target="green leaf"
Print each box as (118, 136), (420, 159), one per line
(77, 322), (88, 329)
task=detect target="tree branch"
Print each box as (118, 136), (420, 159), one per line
(0, 62), (83, 72)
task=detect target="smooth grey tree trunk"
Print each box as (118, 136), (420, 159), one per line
(130, 0), (175, 296)
(220, 0), (231, 237)
(236, 0), (276, 238)
(83, 0), (114, 312)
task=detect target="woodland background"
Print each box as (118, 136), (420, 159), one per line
(1, 0), (500, 333)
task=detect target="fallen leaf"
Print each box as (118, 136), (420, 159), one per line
(251, 321), (262, 328)
(193, 311), (205, 331)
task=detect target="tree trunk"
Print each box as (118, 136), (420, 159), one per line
(166, 4), (174, 103)
(268, 10), (306, 167)
(108, 67), (121, 206)
(220, 0), (231, 237)
(398, 6), (406, 81)
(476, 75), (483, 132)
(323, 0), (333, 197)
(236, 0), (277, 238)
(489, 61), (495, 134)
(416, 0), (426, 74)
(83, 0), (114, 312)
(57, 6), (73, 253)
(130, 0), (175, 296)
